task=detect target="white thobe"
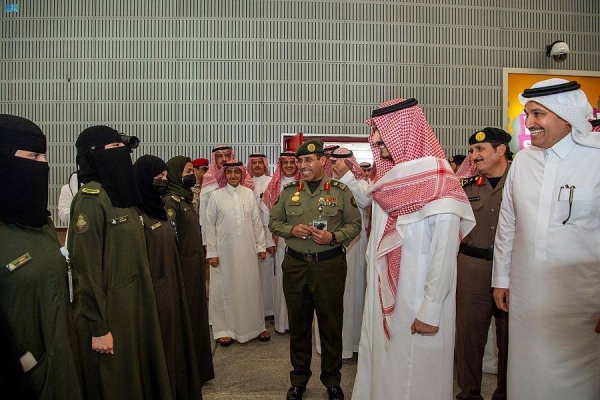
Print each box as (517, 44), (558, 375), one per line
(259, 175), (296, 333)
(352, 162), (467, 399)
(205, 184), (267, 343)
(253, 174), (274, 317)
(316, 172), (369, 358)
(492, 133), (600, 400)
(199, 182), (218, 245)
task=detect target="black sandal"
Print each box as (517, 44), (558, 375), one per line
(219, 337), (233, 346)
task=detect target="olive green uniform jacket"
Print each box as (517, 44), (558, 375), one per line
(68, 182), (172, 400)
(0, 220), (83, 400)
(139, 210), (203, 400)
(163, 194), (215, 384)
(268, 178), (362, 252)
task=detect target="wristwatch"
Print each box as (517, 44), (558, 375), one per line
(328, 232), (338, 246)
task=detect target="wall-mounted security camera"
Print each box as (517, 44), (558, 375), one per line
(546, 40), (570, 62)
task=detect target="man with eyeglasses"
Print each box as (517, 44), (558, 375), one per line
(492, 79), (600, 400)
(269, 140), (361, 400)
(456, 127), (511, 400)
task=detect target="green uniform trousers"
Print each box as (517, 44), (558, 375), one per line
(282, 251), (346, 387)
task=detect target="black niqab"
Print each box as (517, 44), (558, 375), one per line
(0, 114), (49, 227)
(134, 155), (168, 220)
(76, 125), (142, 208)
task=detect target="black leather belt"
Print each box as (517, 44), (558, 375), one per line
(286, 246), (344, 263)
(459, 243), (494, 261)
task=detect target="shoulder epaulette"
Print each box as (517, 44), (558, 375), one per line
(283, 181), (299, 188)
(81, 188), (100, 195)
(331, 180), (347, 190)
(461, 176), (478, 187)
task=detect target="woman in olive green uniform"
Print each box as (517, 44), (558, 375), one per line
(134, 155), (203, 400)
(0, 114), (83, 399)
(164, 156), (215, 384)
(69, 126), (172, 400)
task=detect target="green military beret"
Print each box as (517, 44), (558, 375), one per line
(295, 139), (325, 157)
(469, 127), (511, 145)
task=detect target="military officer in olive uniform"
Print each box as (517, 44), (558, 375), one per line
(456, 127), (511, 400)
(269, 140), (361, 400)
(69, 126), (172, 400)
(163, 156), (215, 385)
(0, 114), (83, 399)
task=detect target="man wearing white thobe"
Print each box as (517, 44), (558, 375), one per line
(352, 98), (475, 400)
(205, 162), (269, 344)
(248, 153), (274, 318)
(260, 151), (299, 333)
(199, 145), (254, 242)
(315, 147), (369, 358)
(492, 78), (600, 400)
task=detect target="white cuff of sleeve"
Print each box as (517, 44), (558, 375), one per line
(492, 276), (510, 289)
(206, 250), (217, 259)
(416, 299), (443, 327)
(338, 170), (353, 184)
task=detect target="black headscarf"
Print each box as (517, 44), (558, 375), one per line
(0, 114), (49, 226)
(133, 155), (168, 220)
(75, 125), (142, 208)
(166, 156), (193, 201)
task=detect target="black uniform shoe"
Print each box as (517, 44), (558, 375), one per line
(327, 385), (345, 400)
(286, 385), (306, 400)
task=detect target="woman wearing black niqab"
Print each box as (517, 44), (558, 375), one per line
(134, 155), (203, 400)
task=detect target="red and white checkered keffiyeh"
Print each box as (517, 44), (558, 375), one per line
(366, 98), (474, 341)
(330, 147), (364, 180)
(323, 144), (339, 178)
(246, 153), (271, 177)
(262, 152), (299, 210)
(202, 145), (233, 189)
(455, 153), (479, 179)
(202, 145), (254, 190)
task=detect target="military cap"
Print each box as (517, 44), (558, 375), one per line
(449, 154), (466, 164)
(192, 157), (209, 168)
(296, 139), (325, 157)
(469, 127), (511, 146)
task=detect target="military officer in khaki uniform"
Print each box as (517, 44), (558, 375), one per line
(269, 140), (361, 400)
(456, 127), (511, 400)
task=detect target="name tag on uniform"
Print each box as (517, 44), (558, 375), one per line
(468, 196), (480, 202)
(111, 215), (129, 225)
(151, 222), (162, 230)
(6, 253), (32, 272)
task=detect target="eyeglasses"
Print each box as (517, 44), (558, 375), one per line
(558, 184), (576, 224)
(375, 140), (385, 147)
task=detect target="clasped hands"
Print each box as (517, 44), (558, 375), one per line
(291, 224), (333, 245)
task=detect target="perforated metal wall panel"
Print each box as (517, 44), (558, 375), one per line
(1, 0), (599, 225)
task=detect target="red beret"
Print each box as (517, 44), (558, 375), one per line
(192, 158), (209, 167)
